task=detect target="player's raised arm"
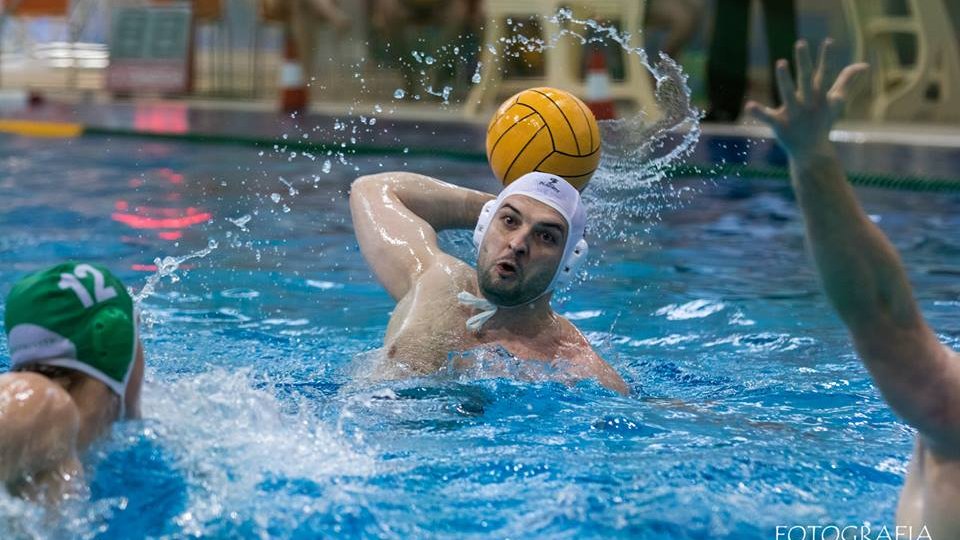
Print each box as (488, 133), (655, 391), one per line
(746, 40), (960, 454)
(349, 172), (494, 300)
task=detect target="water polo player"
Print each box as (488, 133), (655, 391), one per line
(349, 171), (628, 394)
(1, 262), (145, 501)
(747, 39), (959, 536)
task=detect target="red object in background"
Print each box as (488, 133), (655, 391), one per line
(585, 47), (616, 121)
(112, 205), (212, 230)
(3, 0), (67, 16)
(27, 91), (44, 107)
(114, 184), (212, 243)
(133, 104), (190, 134)
(280, 33), (308, 114)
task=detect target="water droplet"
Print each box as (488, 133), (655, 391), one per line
(227, 214), (252, 231)
(208, 239), (219, 249)
(322, 160), (332, 173)
(425, 56), (435, 65)
(393, 89), (405, 99)
(373, 104), (383, 113)
(270, 193), (281, 203)
(471, 72), (481, 84)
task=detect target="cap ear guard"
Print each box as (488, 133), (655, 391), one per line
(90, 306), (135, 384)
(551, 237), (589, 290)
(473, 199), (498, 249)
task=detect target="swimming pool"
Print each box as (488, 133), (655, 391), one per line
(1, 131), (958, 539)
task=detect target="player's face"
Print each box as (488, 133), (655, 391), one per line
(477, 195), (567, 306)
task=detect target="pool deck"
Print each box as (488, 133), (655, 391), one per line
(1, 92), (958, 189)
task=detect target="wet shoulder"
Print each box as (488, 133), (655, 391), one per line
(0, 372), (80, 481)
(0, 372), (76, 420)
(383, 255), (476, 371)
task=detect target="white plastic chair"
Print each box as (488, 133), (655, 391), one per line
(464, 0), (658, 119)
(843, 0), (960, 122)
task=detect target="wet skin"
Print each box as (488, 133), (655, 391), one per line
(350, 173), (628, 395)
(746, 39), (960, 535)
(0, 340), (145, 502)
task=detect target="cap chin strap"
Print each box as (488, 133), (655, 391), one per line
(457, 291), (498, 332)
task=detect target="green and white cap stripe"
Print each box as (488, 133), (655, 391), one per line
(4, 262), (136, 400)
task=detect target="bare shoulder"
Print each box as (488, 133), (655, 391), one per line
(382, 254), (477, 373)
(0, 372), (80, 483)
(401, 253), (476, 302)
(0, 372), (78, 427)
(557, 318), (630, 396)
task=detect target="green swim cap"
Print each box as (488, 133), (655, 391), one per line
(4, 262), (136, 398)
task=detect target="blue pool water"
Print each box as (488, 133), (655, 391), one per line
(1, 132), (959, 539)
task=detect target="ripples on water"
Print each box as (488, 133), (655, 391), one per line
(2, 10), (958, 539)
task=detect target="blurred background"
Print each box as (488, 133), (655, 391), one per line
(0, 0), (958, 126)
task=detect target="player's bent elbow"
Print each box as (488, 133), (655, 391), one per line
(349, 175), (380, 201)
(350, 172), (408, 194)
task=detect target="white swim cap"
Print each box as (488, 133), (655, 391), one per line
(473, 172), (589, 296)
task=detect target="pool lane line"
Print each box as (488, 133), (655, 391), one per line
(81, 126), (489, 163)
(21, 124), (958, 193)
(0, 119), (83, 138)
(667, 163), (960, 192)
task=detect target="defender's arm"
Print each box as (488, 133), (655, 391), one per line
(349, 172), (494, 300)
(790, 144), (960, 453)
(747, 40), (960, 454)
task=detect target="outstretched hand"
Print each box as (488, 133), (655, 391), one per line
(745, 39), (869, 161)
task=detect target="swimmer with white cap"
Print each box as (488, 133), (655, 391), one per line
(350, 171), (629, 395)
(0, 262), (145, 502)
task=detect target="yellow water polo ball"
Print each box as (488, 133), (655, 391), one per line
(486, 87), (601, 191)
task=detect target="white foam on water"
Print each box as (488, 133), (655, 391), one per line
(139, 368), (375, 536)
(655, 299), (726, 320)
(0, 476), (127, 540)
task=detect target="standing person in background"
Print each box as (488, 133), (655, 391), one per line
(645, 0), (702, 61)
(747, 39), (959, 536)
(369, 0), (481, 96)
(705, 0), (797, 122)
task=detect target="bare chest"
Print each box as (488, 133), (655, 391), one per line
(382, 271), (571, 374)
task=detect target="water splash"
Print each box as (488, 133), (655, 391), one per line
(226, 214), (252, 232)
(134, 239), (218, 303)
(140, 369), (374, 537)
